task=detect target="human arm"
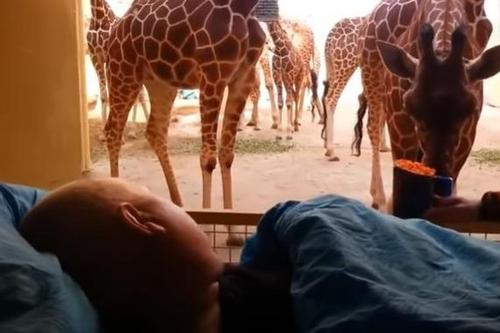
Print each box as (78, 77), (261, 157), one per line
(423, 191), (500, 224)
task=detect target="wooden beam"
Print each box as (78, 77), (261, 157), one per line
(188, 210), (262, 226)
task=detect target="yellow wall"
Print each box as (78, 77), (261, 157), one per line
(0, 0), (90, 189)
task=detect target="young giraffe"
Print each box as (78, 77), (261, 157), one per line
(266, 20), (306, 140)
(282, 19), (322, 127)
(322, 16), (390, 162)
(104, 0), (266, 245)
(87, 0), (149, 125)
(356, 0), (500, 210)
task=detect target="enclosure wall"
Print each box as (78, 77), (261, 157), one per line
(0, 0), (90, 189)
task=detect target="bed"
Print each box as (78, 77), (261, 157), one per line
(1, 183), (500, 332)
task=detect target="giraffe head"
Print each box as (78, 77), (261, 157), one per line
(377, 24), (500, 177)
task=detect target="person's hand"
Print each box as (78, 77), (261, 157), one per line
(423, 196), (480, 224)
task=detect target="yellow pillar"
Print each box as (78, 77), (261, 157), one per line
(0, 0), (91, 189)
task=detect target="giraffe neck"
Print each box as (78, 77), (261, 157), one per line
(267, 22), (294, 56)
(90, 0), (117, 24)
(401, 0), (489, 59)
(417, 0), (466, 59)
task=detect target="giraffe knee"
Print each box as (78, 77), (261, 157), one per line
(201, 156), (217, 174)
(219, 150), (234, 169)
(145, 126), (165, 147)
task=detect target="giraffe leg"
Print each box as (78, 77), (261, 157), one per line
(247, 68), (260, 130)
(88, 52), (108, 142)
(138, 88), (149, 120)
(89, 53), (108, 123)
(221, 77), (254, 202)
(266, 84), (280, 129)
(128, 102), (139, 140)
(143, 81), (182, 206)
(367, 112), (386, 210)
(379, 119), (391, 153)
(294, 77), (307, 132)
(104, 83), (141, 179)
(310, 70), (324, 124)
(237, 110), (245, 132)
(271, 58), (282, 131)
(275, 83), (284, 140)
(267, 83), (279, 129)
(364, 87), (387, 210)
(250, 89), (261, 131)
(295, 78), (307, 130)
(284, 82), (295, 140)
(199, 79), (225, 210)
(221, 69), (256, 246)
(323, 64), (357, 161)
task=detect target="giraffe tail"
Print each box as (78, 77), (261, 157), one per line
(310, 70), (320, 117)
(320, 80), (329, 141)
(351, 92), (367, 157)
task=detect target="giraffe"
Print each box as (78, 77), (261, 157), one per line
(243, 20), (320, 132)
(355, 0), (500, 210)
(282, 19), (323, 127)
(321, 16), (391, 162)
(266, 20), (306, 139)
(87, 0), (149, 127)
(104, 0), (265, 245)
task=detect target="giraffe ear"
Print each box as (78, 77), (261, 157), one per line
(466, 45), (500, 82)
(377, 41), (417, 79)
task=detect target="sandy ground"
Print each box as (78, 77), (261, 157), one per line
(86, 90), (500, 212)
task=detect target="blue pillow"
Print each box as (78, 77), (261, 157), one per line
(0, 183), (101, 333)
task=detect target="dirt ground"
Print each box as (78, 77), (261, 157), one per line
(85, 91), (500, 213)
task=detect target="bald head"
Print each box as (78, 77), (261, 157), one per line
(20, 178), (222, 332)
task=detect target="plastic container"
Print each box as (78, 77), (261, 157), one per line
(433, 176), (454, 197)
(392, 166), (435, 219)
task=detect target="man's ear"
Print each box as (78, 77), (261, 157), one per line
(119, 203), (166, 237)
(377, 41), (418, 79)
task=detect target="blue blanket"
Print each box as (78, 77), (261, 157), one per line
(0, 184), (100, 333)
(241, 195), (500, 333)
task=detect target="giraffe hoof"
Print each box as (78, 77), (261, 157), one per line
(171, 117), (179, 123)
(226, 234), (245, 247)
(286, 135), (293, 141)
(271, 124), (278, 130)
(254, 127), (261, 131)
(325, 150), (335, 158)
(275, 135), (283, 141)
(328, 156), (340, 162)
(246, 121), (256, 127)
(237, 127), (244, 132)
(371, 203), (380, 210)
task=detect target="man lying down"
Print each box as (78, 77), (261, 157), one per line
(19, 178), (500, 333)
